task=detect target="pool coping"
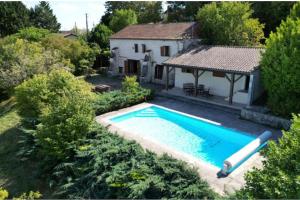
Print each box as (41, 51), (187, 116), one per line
(96, 103), (265, 195)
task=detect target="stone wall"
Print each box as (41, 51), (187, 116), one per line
(241, 109), (291, 130)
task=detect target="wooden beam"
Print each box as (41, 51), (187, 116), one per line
(194, 69), (199, 96)
(198, 70), (205, 79)
(225, 74), (231, 82)
(166, 65), (169, 90)
(234, 75), (243, 83)
(229, 73), (235, 105)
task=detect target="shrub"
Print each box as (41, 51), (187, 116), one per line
(15, 69), (95, 159)
(235, 114), (300, 198)
(94, 89), (153, 115)
(15, 27), (50, 42)
(41, 34), (99, 75)
(0, 188), (8, 200)
(52, 125), (217, 199)
(261, 4), (300, 117)
(94, 76), (153, 115)
(0, 38), (71, 95)
(13, 191), (41, 200)
(122, 76), (140, 93)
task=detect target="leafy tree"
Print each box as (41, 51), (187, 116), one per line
(0, 38), (71, 94)
(29, 1), (60, 32)
(41, 34), (99, 75)
(166, 1), (209, 22)
(251, 2), (296, 37)
(109, 9), (137, 32)
(260, 3), (300, 117)
(15, 27), (50, 42)
(137, 1), (162, 23)
(196, 2), (264, 46)
(0, 2), (30, 37)
(102, 1), (162, 25)
(15, 69), (95, 159)
(236, 114), (300, 198)
(88, 24), (113, 49)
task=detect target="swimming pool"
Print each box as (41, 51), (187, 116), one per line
(110, 105), (259, 169)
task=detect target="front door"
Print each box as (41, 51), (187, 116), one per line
(124, 59), (140, 76)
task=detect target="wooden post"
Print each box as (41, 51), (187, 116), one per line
(229, 73), (235, 104)
(194, 69), (199, 96)
(166, 65), (169, 90)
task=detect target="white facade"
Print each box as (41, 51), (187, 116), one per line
(109, 38), (196, 84)
(174, 68), (263, 105)
(109, 38), (263, 106)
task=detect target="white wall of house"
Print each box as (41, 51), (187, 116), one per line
(174, 68), (251, 104)
(110, 39), (196, 84)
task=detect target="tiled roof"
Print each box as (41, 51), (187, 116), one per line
(110, 22), (198, 40)
(163, 46), (264, 74)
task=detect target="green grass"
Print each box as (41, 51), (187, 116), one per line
(0, 98), (51, 198)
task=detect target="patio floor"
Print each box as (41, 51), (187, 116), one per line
(161, 87), (245, 111)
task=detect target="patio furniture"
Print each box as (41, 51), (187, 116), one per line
(197, 84), (205, 95)
(92, 84), (111, 93)
(197, 84), (212, 97)
(183, 83), (194, 95)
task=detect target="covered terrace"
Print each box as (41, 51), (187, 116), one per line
(163, 45), (264, 107)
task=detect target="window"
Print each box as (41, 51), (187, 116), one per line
(182, 68), (194, 73)
(244, 75), (250, 91)
(134, 44), (138, 53)
(160, 46), (170, 57)
(142, 44), (146, 53)
(154, 65), (164, 80)
(213, 71), (225, 78)
(118, 67), (123, 74)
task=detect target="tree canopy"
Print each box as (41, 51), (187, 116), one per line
(29, 1), (61, 32)
(109, 9), (137, 33)
(196, 2), (264, 46)
(88, 24), (113, 49)
(166, 1), (209, 22)
(101, 1), (162, 25)
(251, 2), (296, 37)
(0, 2), (30, 37)
(260, 3), (300, 117)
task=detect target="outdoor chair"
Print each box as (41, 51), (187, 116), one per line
(197, 84), (212, 97)
(183, 83), (194, 95)
(197, 84), (205, 95)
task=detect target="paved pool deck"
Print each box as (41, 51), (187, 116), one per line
(96, 97), (281, 195)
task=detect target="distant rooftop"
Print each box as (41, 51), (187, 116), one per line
(110, 22), (198, 40)
(164, 46), (264, 74)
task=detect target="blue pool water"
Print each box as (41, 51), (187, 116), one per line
(110, 106), (255, 168)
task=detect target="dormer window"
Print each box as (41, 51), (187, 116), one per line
(160, 46), (170, 57)
(134, 44), (138, 53)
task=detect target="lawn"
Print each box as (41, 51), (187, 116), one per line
(0, 98), (51, 198)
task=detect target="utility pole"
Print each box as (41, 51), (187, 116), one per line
(85, 13), (89, 39)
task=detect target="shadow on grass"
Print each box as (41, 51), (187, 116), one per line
(0, 123), (52, 198)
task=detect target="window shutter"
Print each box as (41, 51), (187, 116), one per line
(124, 60), (128, 74)
(160, 46), (164, 56)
